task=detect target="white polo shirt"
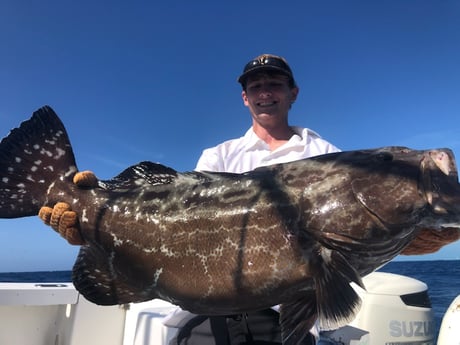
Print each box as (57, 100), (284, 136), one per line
(195, 126), (340, 173)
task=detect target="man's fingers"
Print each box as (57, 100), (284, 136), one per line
(50, 202), (72, 231)
(56, 209), (85, 245)
(73, 170), (98, 188)
(38, 206), (53, 225)
(64, 226), (86, 245)
(58, 210), (79, 234)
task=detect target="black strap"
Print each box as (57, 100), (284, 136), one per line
(210, 316), (231, 345)
(176, 315), (209, 344)
(176, 315), (231, 345)
(242, 314), (255, 343)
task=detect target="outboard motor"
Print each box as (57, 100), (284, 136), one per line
(319, 272), (435, 345)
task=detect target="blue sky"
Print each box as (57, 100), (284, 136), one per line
(0, 0), (459, 272)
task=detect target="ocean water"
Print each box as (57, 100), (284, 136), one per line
(0, 260), (458, 340)
(0, 270), (71, 283)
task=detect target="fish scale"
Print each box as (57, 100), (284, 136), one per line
(1, 106), (460, 345)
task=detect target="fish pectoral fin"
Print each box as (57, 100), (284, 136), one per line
(313, 247), (364, 330)
(279, 292), (318, 345)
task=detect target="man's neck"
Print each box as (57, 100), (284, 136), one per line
(252, 125), (295, 151)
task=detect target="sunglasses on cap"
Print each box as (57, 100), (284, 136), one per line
(238, 55), (295, 85)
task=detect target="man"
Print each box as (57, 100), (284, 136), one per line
(39, 54), (339, 344)
(172, 54), (339, 344)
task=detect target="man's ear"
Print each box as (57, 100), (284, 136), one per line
(290, 87), (299, 103)
(242, 90), (249, 107)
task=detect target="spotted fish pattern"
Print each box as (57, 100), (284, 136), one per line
(1, 106), (460, 344)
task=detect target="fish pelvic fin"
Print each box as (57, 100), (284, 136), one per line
(0, 106), (77, 218)
(280, 292), (318, 345)
(313, 247), (364, 330)
(280, 248), (364, 343)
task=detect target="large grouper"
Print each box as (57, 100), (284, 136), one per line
(1, 106), (459, 344)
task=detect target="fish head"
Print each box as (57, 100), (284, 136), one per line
(351, 147), (460, 239)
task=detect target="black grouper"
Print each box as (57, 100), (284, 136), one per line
(1, 106), (460, 344)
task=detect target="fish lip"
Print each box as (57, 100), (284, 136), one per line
(429, 150), (453, 175)
(421, 149), (460, 219)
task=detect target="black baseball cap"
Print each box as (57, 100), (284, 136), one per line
(237, 54), (296, 87)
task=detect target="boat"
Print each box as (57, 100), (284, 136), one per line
(0, 272), (458, 344)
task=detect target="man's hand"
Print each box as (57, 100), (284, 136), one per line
(38, 171), (98, 245)
(39, 202), (84, 245)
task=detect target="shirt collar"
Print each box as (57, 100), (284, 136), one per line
(242, 127), (267, 151)
(243, 126), (305, 151)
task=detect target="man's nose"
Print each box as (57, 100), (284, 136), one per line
(259, 84), (272, 96)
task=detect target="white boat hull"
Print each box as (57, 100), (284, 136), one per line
(0, 273), (458, 345)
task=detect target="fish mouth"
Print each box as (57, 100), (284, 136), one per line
(422, 149), (460, 227)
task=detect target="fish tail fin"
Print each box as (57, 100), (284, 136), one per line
(0, 106), (78, 218)
(315, 247), (364, 330)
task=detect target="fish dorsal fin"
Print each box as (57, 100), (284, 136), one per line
(106, 161), (178, 188)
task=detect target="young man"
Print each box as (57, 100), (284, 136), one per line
(168, 54), (339, 345)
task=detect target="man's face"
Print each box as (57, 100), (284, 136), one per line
(242, 73), (299, 128)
